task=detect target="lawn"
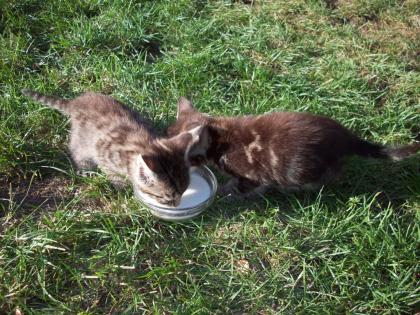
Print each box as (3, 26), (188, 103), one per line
(1, 0), (419, 313)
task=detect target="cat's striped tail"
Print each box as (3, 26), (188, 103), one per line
(22, 89), (70, 113)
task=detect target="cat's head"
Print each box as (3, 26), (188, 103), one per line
(134, 126), (208, 207)
(167, 97), (212, 166)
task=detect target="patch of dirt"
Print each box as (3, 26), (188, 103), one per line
(0, 174), (119, 233)
(234, 258), (251, 273)
(360, 71), (390, 109)
(0, 175), (75, 214)
(326, 0), (374, 21)
(360, 18), (418, 53)
(236, 0), (255, 4)
(324, 0), (338, 10)
(213, 222), (244, 243)
(324, 1), (419, 64)
(244, 49), (286, 74)
(128, 39), (163, 63)
(0, 172), (140, 234)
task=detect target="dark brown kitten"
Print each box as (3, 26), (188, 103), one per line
(167, 97), (420, 198)
(22, 90), (207, 206)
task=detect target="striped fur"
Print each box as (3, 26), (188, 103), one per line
(22, 89), (208, 206)
(22, 89), (70, 113)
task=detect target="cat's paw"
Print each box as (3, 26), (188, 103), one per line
(217, 185), (234, 197)
(76, 170), (97, 177)
(108, 175), (129, 191)
(217, 185), (252, 203)
(218, 191), (260, 205)
(217, 179), (239, 196)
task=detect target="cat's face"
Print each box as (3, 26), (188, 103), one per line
(135, 126), (207, 207)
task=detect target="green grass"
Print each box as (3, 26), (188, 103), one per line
(1, 0), (419, 313)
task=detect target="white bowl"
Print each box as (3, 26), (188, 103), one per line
(134, 166), (217, 221)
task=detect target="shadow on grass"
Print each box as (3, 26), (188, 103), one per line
(0, 174), (75, 218)
(0, 147), (75, 217)
(207, 155), (420, 221)
(2, 149), (418, 227)
(2, 154), (418, 313)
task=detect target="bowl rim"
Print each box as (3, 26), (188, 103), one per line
(134, 166), (218, 212)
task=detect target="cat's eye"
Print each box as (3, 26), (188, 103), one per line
(146, 191), (163, 199)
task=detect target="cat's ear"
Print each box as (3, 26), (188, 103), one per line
(137, 155), (160, 182)
(182, 125), (210, 163)
(177, 97), (196, 118)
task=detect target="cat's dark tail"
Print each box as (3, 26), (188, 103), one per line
(22, 89), (70, 113)
(353, 138), (420, 161)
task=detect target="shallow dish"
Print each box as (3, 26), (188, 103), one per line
(134, 166), (217, 221)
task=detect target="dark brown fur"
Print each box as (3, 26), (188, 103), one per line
(22, 90), (207, 206)
(167, 98), (420, 197)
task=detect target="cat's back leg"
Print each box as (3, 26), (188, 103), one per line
(69, 126), (97, 171)
(280, 153), (343, 192)
(218, 177), (268, 200)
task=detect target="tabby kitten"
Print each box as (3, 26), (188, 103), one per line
(22, 90), (206, 206)
(167, 97), (420, 198)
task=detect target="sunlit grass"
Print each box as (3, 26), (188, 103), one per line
(1, 0), (419, 313)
